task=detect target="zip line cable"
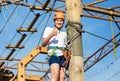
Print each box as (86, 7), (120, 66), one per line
(66, 21), (119, 49)
(16, 12), (48, 48)
(37, 0), (57, 46)
(0, 1), (38, 65)
(6, 1), (48, 59)
(10, 11), (51, 74)
(5, 2), (14, 21)
(11, 13), (49, 58)
(0, 9), (31, 57)
(3, 3), (32, 45)
(66, 28), (120, 48)
(0, 32), (17, 56)
(0, 5), (18, 33)
(29, 62), (42, 70)
(106, 70), (120, 81)
(0, 1), (7, 21)
(36, 0), (43, 5)
(0, 11), (31, 57)
(7, 2), (37, 49)
(37, 12), (52, 46)
(85, 56), (120, 81)
(19, 10), (31, 28)
(36, 12), (49, 29)
(82, 30), (120, 45)
(0, 49), (6, 57)
(105, 57), (120, 81)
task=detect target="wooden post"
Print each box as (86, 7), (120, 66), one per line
(66, 0), (84, 81)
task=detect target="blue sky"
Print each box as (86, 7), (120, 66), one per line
(0, 0), (120, 81)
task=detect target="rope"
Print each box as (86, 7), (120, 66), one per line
(66, 21), (82, 33)
(109, 10), (117, 58)
(0, 5), (18, 33)
(65, 21), (83, 49)
(65, 21), (119, 49)
(83, 30), (118, 44)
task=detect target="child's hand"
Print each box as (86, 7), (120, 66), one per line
(51, 28), (58, 36)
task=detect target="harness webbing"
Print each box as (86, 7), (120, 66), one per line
(48, 46), (63, 56)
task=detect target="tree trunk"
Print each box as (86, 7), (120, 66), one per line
(66, 0), (84, 81)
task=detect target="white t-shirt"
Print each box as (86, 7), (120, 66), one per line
(43, 27), (67, 56)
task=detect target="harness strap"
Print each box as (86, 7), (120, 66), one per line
(47, 46), (71, 68)
(48, 48), (56, 57)
(48, 46), (63, 57)
(62, 49), (71, 68)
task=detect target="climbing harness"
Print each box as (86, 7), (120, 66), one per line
(48, 46), (63, 57)
(46, 46), (71, 68)
(45, 46), (66, 61)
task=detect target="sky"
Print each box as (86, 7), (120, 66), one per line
(0, 0), (120, 81)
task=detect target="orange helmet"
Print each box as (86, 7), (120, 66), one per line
(54, 12), (64, 20)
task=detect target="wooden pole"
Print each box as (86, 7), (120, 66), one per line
(66, 0), (84, 81)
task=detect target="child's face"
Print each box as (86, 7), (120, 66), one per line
(54, 18), (64, 29)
